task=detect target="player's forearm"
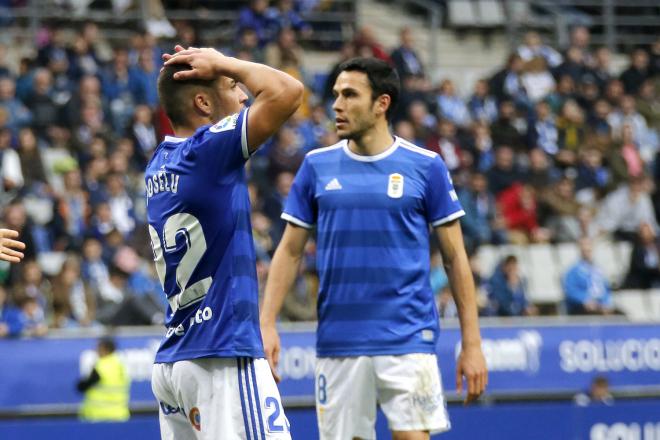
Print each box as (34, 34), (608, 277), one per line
(222, 58), (303, 118)
(445, 253), (483, 350)
(260, 247), (303, 328)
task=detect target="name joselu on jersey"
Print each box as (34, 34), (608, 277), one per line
(146, 170), (180, 198)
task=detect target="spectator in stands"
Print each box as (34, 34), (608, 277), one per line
(0, 77), (32, 133)
(15, 259), (50, 312)
(487, 255), (537, 316)
(468, 79), (498, 125)
(636, 79), (660, 132)
(426, 119), (462, 171)
(620, 48), (651, 95)
(521, 57), (555, 103)
(528, 100), (559, 156)
(596, 175), (659, 241)
(352, 26), (391, 63)
(238, 0), (279, 47)
(497, 182), (548, 244)
(105, 173), (136, 238)
(491, 100), (525, 151)
(526, 148), (559, 191)
(26, 68), (59, 137)
(129, 105), (157, 169)
(563, 237), (613, 315)
(587, 98), (612, 136)
(263, 171), (294, 244)
(517, 31), (562, 68)
(267, 125), (305, 180)
(574, 376), (614, 406)
(390, 27), (425, 81)
(436, 79), (471, 128)
(458, 172), (506, 249)
(609, 95), (654, 160)
(558, 99), (586, 154)
(486, 145), (525, 195)
(102, 47), (135, 132)
(0, 285), (22, 337)
(540, 176), (582, 243)
(407, 100), (436, 144)
(51, 255), (95, 328)
(129, 48), (160, 107)
(567, 26), (593, 67)
(575, 147), (612, 203)
(267, 0), (312, 38)
(591, 46), (612, 92)
(17, 127), (48, 189)
(469, 122), (495, 171)
(489, 53), (525, 104)
(18, 295), (48, 337)
(0, 127), (24, 203)
(623, 222), (660, 289)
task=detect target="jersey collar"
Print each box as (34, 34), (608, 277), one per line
(342, 136), (400, 162)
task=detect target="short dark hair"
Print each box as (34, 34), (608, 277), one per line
(337, 57), (400, 120)
(98, 336), (116, 353)
(157, 64), (218, 128)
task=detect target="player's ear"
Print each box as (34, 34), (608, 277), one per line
(374, 94), (391, 118)
(193, 92), (213, 117)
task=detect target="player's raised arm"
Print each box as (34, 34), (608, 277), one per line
(434, 221), (488, 404)
(260, 224), (310, 382)
(164, 46), (303, 153)
(0, 229), (25, 263)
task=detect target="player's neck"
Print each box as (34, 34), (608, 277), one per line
(348, 124), (395, 157)
(172, 116), (213, 139)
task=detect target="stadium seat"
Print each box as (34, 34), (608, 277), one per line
(613, 290), (651, 321)
(555, 242), (580, 276)
(476, 245), (501, 277)
(527, 244), (563, 304)
(448, 0), (478, 27)
(37, 252), (68, 276)
(592, 240), (623, 287)
(647, 289), (660, 321)
(475, 0), (505, 26)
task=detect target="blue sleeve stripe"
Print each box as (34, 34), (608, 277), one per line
(281, 212), (313, 229)
(241, 107), (250, 159)
(431, 209), (465, 227)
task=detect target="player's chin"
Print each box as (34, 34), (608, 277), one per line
(335, 127), (351, 139)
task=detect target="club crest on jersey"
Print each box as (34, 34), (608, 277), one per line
(209, 113), (239, 133)
(387, 173), (404, 198)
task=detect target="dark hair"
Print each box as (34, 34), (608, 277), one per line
(157, 64), (218, 128)
(503, 255), (518, 265)
(98, 336), (116, 353)
(337, 57), (400, 121)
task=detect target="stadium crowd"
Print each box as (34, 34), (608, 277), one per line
(1, 1), (660, 338)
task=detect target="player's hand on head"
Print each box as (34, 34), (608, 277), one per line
(0, 229), (25, 263)
(163, 46), (228, 81)
(261, 324), (282, 383)
(456, 345), (488, 405)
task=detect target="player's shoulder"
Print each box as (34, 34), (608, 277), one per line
(304, 140), (346, 163)
(396, 137), (438, 161)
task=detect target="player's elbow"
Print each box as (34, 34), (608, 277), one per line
(284, 78), (304, 111)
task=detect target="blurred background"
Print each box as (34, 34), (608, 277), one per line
(0, 0), (659, 439)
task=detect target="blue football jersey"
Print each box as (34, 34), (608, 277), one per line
(283, 137), (465, 357)
(146, 108), (264, 363)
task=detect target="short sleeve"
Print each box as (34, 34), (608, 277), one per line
(281, 157), (316, 228)
(426, 155), (465, 227)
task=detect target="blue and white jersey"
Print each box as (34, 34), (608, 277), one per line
(283, 137), (465, 357)
(145, 108), (264, 363)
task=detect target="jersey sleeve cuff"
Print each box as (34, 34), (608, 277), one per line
(431, 210), (465, 227)
(281, 212), (314, 229)
(241, 107), (250, 159)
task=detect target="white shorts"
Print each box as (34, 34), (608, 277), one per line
(315, 353), (450, 440)
(152, 357), (291, 440)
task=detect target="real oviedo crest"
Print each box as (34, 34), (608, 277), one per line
(387, 173), (404, 198)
